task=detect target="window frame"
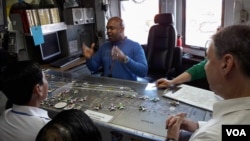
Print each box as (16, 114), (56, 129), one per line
(119, 0), (160, 45)
(182, 0), (225, 51)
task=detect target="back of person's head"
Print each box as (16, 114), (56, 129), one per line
(36, 109), (102, 141)
(212, 24), (250, 78)
(0, 60), (43, 105)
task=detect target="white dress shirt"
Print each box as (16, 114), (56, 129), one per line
(0, 104), (51, 141)
(189, 97), (250, 141)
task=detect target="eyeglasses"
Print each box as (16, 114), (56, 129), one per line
(205, 40), (212, 49)
(204, 40), (212, 57)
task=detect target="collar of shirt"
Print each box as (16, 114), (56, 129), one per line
(213, 97), (250, 118)
(11, 104), (50, 120)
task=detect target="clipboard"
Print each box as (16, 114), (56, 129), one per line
(162, 84), (222, 111)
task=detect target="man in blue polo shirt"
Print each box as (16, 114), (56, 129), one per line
(82, 17), (148, 81)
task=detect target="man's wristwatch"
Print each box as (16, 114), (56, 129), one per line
(123, 56), (129, 63)
(166, 138), (176, 141)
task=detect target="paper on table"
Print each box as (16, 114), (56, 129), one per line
(162, 84), (222, 111)
(145, 83), (157, 90)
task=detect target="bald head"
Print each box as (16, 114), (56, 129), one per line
(108, 17), (125, 28)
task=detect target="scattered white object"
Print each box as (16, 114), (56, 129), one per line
(54, 102), (67, 109)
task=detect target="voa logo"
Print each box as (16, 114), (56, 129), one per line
(226, 129), (246, 136)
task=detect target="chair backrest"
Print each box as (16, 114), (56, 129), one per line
(172, 46), (183, 77)
(146, 13), (177, 77)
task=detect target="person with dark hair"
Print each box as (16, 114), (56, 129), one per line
(165, 25), (250, 141)
(36, 109), (102, 141)
(82, 16), (148, 81)
(0, 60), (50, 141)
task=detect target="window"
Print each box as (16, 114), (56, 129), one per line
(184, 0), (223, 49)
(120, 0), (158, 44)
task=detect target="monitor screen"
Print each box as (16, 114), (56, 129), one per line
(40, 32), (61, 61)
(0, 0), (7, 32)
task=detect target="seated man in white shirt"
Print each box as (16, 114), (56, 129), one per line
(165, 24), (250, 141)
(0, 60), (51, 141)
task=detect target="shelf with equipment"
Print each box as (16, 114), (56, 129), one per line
(42, 22), (67, 33)
(29, 22), (67, 35)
